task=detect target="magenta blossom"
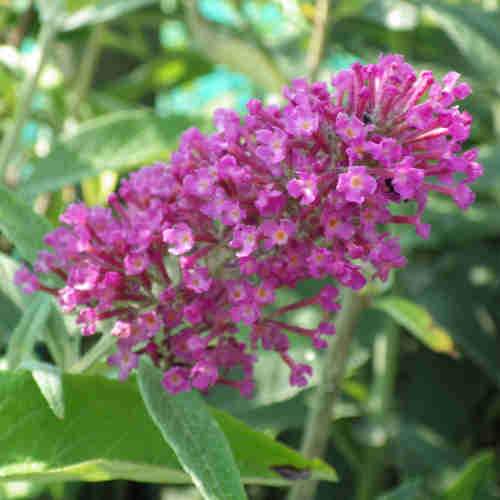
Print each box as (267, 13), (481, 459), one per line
(337, 166), (377, 204)
(15, 54), (482, 397)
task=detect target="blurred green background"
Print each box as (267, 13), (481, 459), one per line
(1, 0), (500, 499)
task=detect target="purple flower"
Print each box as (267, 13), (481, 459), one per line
(321, 210), (355, 241)
(184, 266), (212, 293)
(124, 252), (149, 275)
(289, 362), (313, 387)
(255, 187), (286, 217)
(68, 263), (100, 291)
(335, 113), (368, 143)
(227, 280), (250, 304)
(261, 219), (296, 248)
(14, 266), (40, 294)
(221, 201), (245, 226)
(183, 168), (216, 198)
(76, 308), (98, 336)
(285, 106), (319, 136)
(109, 344), (139, 381)
(190, 360), (218, 390)
(162, 367), (191, 394)
(453, 183), (475, 210)
(14, 53), (482, 397)
(253, 280), (275, 304)
(231, 302), (260, 325)
(318, 285), (340, 313)
(163, 223), (194, 255)
(392, 158), (424, 199)
(287, 174), (318, 205)
(230, 225), (258, 257)
(255, 128), (287, 164)
(111, 320), (134, 339)
(337, 166), (377, 204)
(59, 203), (89, 226)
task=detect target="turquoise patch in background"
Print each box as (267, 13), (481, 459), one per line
(21, 121), (38, 146)
(20, 37), (36, 54)
(156, 67), (254, 117)
(160, 20), (188, 50)
(199, 0), (241, 26)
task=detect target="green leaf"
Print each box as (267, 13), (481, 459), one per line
(62, 0), (158, 31)
(373, 296), (455, 355)
(0, 292), (19, 339)
(377, 478), (422, 500)
(0, 371), (337, 486)
(400, 352), (487, 442)
(400, 246), (500, 389)
(419, 1), (500, 83)
(6, 295), (53, 370)
(184, 0), (285, 93)
(0, 185), (52, 264)
(45, 305), (80, 370)
(0, 254), (24, 337)
(392, 419), (464, 476)
(21, 110), (199, 197)
(0, 254), (28, 309)
(20, 361), (65, 420)
(476, 144), (500, 196)
(137, 359), (247, 499)
(442, 451), (495, 500)
(397, 198), (500, 252)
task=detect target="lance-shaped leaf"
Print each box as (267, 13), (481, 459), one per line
(0, 253), (27, 309)
(20, 361), (65, 420)
(0, 253), (24, 336)
(62, 0), (158, 31)
(442, 451), (495, 500)
(184, 0), (285, 93)
(376, 478), (422, 500)
(418, 1), (500, 83)
(6, 295), (53, 370)
(0, 371), (337, 486)
(373, 296), (455, 355)
(138, 359), (247, 500)
(20, 110), (198, 198)
(0, 185), (52, 264)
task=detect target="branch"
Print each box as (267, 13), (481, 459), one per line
(288, 288), (367, 500)
(0, 15), (59, 183)
(306, 0), (330, 79)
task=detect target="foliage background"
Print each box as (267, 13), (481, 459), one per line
(0, 0), (500, 499)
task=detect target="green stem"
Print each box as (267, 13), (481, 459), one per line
(67, 333), (116, 374)
(356, 322), (400, 500)
(68, 24), (105, 119)
(0, 16), (58, 183)
(306, 0), (330, 80)
(288, 289), (367, 500)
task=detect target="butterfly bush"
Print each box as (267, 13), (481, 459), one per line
(16, 54), (482, 397)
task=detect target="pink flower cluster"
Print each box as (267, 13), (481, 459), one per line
(16, 54), (482, 396)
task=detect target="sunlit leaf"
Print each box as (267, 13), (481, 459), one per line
(419, 1), (500, 83)
(20, 361), (65, 420)
(21, 110), (199, 197)
(138, 359), (247, 500)
(376, 478), (422, 500)
(442, 451), (495, 500)
(6, 295), (52, 369)
(373, 296), (455, 355)
(62, 0), (158, 31)
(184, 0), (286, 93)
(0, 185), (52, 264)
(0, 371), (337, 486)
(400, 246), (500, 389)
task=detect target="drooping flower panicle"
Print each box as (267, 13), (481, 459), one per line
(16, 54), (482, 396)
